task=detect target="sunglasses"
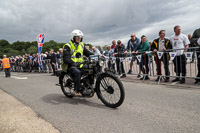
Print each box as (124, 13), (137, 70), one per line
(131, 36), (135, 37)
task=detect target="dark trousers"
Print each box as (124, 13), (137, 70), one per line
(5, 68), (11, 77)
(116, 58), (125, 75)
(139, 56), (149, 74)
(196, 52), (200, 81)
(68, 67), (81, 92)
(51, 62), (57, 75)
(155, 54), (170, 79)
(107, 61), (115, 70)
(173, 54), (186, 77)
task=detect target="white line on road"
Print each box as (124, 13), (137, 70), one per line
(171, 82), (178, 85)
(11, 76), (28, 80)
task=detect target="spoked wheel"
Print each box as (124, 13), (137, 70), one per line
(60, 74), (74, 98)
(96, 73), (125, 108)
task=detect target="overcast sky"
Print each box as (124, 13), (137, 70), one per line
(0, 0), (200, 46)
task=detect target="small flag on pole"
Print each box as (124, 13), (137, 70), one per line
(136, 55), (142, 62)
(120, 58), (124, 62)
(128, 57), (132, 63)
(169, 52), (177, 61)
(184, 52), (193, 60)
(157, 51), (163, 59)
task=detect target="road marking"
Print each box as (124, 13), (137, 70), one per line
(171, 82), (178, 85)
(11, 76), (28, 80)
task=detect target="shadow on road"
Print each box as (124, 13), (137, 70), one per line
(41, 93), (116, 110)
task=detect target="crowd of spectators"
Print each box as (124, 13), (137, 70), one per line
(0, 48), (63, 76)
(1, 26), (200, 84)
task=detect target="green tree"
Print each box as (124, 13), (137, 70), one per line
(0, 39), (10, 48)
(27, 46), (37, 55)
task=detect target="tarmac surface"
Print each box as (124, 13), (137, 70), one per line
(0, 72), (200, 133)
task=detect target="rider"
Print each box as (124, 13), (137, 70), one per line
(62, 29), (93, 94)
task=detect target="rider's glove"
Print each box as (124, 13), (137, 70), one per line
(74, 62), (81, 68)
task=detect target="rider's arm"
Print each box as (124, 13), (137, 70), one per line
(63, 45), (75, 66)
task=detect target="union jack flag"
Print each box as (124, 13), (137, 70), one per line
(37, 33), (45, 69)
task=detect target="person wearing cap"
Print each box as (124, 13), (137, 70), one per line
(2, 55), (11, 78)
(113, 40), (126, 78)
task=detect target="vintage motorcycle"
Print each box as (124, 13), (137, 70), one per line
(58, 55), (125, 108)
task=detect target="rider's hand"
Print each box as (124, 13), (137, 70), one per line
(74, 62), (81, 67)
(124, 51), (128, 54)
(163, 48), (166, 51)
(153, 49), (157, 53)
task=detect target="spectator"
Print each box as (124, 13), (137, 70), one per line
(104, 45), (115, 70)
(151, 30), (172, 82)
(45, 51), (53, 73)
(32, 54), (39, 72)
(124, 33), (140, 74)
(92, 46), (101, 55)
(2, 55), (11, 78)
(10, 56), (15, 72)
(98, 46), (103, 54)
(190, 28), (200, 84)
(57, 51), (62, 69)
(0, 59), (2, 71)
(49, 49), (57, 75)
(59, 48), (63, 57)
(28, 54), (33, 73)
(170, 25), (190, 84)
(136, 35), (150, 80)
(188, 34), (195, 63)
(114, 40), (126, 78)
(111, 40), (116, 49)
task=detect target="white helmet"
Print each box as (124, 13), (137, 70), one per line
(71, 29), (84, 40)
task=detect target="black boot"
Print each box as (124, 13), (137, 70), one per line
(165, 77), (170, 82)
(194, 80), (200, 84)
(120, 74), (126, 78)
(127, 69), (132, 74)
(180, 78), (185, 84)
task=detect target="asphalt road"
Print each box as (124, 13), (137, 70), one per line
(0, 72), (200, 133)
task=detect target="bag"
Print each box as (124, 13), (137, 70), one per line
(61, 60), (68, 71)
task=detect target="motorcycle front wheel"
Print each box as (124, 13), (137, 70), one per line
(96, 73), (125, 108)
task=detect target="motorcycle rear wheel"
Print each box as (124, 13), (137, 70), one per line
(60, 74), (74, 98)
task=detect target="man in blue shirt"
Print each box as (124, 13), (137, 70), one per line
(104, 45), (115, 70)
(124, 33), (140, 74)
(92, 46), (101, 55)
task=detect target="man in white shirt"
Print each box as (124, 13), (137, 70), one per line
(170, 25), (190, 83)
